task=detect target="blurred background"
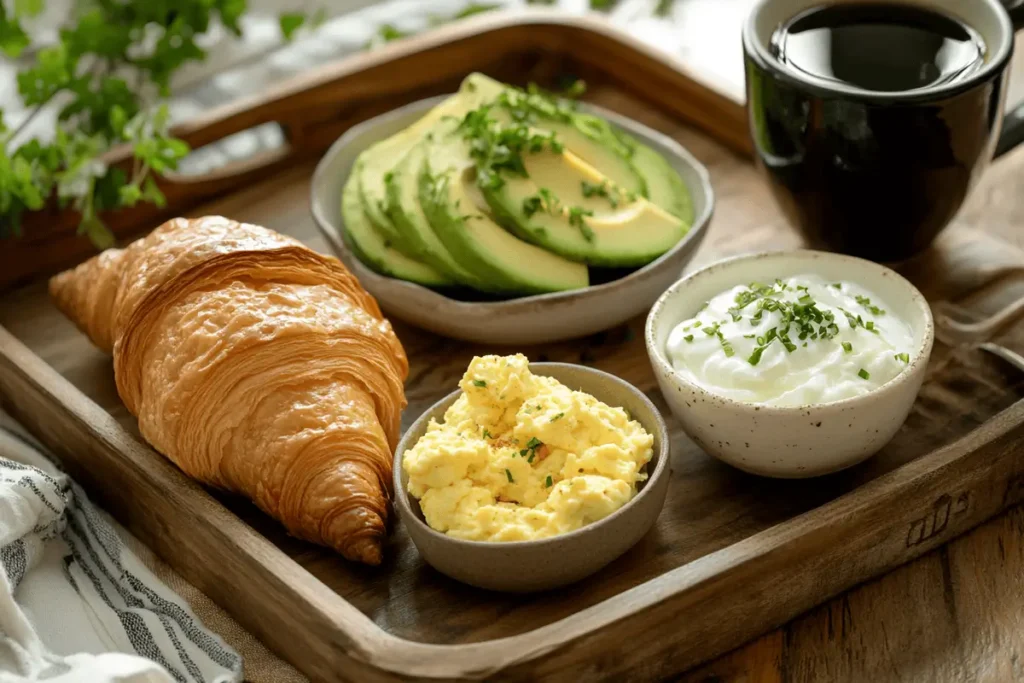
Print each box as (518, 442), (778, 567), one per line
(0, 0), (758, 180)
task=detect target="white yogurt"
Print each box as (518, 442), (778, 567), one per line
(665, 274), (914, 407)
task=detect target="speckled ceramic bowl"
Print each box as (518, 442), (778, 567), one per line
(393, 362), (670, 593)
(311, 95), (713, 345)
(645, 250), (934, 478)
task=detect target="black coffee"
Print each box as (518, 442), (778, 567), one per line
(770, 3), (986, 92)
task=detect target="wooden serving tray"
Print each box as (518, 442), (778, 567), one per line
(4, 14), (1024, 683)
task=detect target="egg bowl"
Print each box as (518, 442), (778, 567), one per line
(310, 95), (713, 346)
(393, 362), (670, 593)
(645, 250), (934, 478)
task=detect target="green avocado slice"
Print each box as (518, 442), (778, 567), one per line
(341, 170), (451, 287)
(485, 148), (686, 267)
(418, 128), (588, 295)
(623, 136), (694, 224)
(386, 140), (486, 288)
(354, 143), (420, 258)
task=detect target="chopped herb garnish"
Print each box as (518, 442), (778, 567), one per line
(472, 379), (487, 387)
(842, 341), (853, 353)
(831, 283), (842, 289)
(545, 475), (553, 488)
(564, 80), (586, 98)
(482, 429), (492, 439)
(714, 329), (735, 356)
(858, 368), (871, 380)
(748, 345), (767, 366)
(581, 179), (626, 208)
(505, 469), (514, 483)
(895, 353), (910, 364)
(684, 334), (694, 343)
(550, 412), (564, 422)
(568, 206), (595, 241)
(722, 340), (735, 357)
(855, 295), (885, 316)
(519, 449), (528, 457)
(526, 437), (542, 449)
(522, 195), (543, 217)
(459, 102), (564, 191)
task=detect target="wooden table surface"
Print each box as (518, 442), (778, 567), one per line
(5, 4), (1024, 680)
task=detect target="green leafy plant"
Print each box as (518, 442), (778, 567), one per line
(0, 0), (312, 247)
(2, 0), (679, 249)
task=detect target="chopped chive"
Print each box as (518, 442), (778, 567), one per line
(842, 341), (853, 353)
(473, 379), (487, 387)
(684, 334), (694, 343)
(545, 475), (553, 488)
(550, 412), (564, 422)
(798, 294), (813, 304)
(831, 283), (842, 289)
(526, 437), (542, 449)
(528, 452), (536, 463)
(748, 345), (767, 366)
(895, 352), (910, 363)
(858, 368), (870, 380)
(856, 295), (885, 316)
(482, 429), (492, 439)
(505, 469), (514, 483)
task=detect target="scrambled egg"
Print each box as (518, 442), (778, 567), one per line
(403, 354), (654, 541)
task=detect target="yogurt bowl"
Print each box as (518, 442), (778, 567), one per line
(645, 250), (934, 478)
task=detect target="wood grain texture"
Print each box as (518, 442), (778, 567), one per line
(3, 33), (1024, 683)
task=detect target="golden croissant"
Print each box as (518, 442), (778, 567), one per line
(49, 216), (408, 565)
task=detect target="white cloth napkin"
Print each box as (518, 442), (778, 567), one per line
(0, 412), (242, 683)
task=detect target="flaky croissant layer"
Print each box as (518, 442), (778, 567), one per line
(50, 216), (408, 565)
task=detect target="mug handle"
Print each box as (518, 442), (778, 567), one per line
(995, 0), (1024, 157)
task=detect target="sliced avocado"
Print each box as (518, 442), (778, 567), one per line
(487, 87), (647, 198)
(485, 148), (686, 267)
(381, 73), (507, 287)
(354, 145), (418, 257)
(418, 127), (589, 295)
(386, 141), (486, 287)
(340, 171), (451, 287)
(623, 136), (694, 224)
(352, 73), (506, 262)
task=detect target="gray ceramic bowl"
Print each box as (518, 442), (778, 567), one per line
(311, 95), (713, 345)
(393, 362), (670, 592)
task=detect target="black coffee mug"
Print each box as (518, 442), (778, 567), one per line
(743, 0), (1024, 262)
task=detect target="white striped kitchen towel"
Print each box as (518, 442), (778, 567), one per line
(0, 411), (242, 683)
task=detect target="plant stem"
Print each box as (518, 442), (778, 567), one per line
(6, 95), (54, 150)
